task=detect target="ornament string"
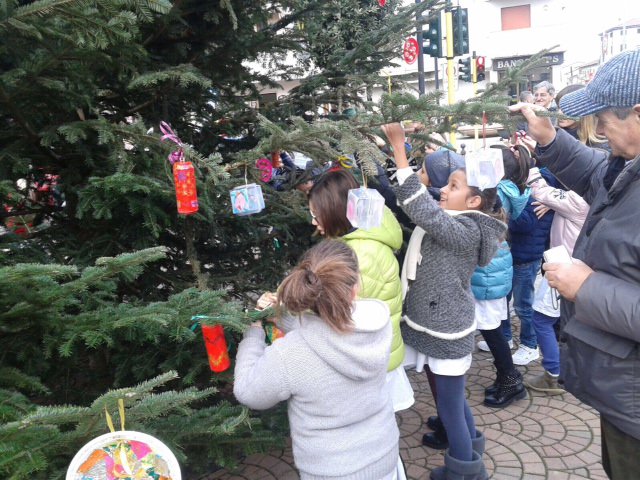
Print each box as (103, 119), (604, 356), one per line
(482, 111), (487, 149)
(104, 398), (126, 433)
(104, 399), (135, 476)
(159, 121), (185, 164)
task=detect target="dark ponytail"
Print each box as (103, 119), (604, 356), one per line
(490, 144), (531, 194)
(277, 240), (360, 333)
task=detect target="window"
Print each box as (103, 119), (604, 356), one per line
(501, 5), (531, 31)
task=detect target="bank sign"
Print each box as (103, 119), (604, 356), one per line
(493, 52), (564, 71)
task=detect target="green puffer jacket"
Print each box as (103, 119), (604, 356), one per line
(343, 206), (405, 371)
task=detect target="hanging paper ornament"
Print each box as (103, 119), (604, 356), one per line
(201, 324), (231, 373)
(230, 183), (265, 216)
(264, 323), (285, 344)
(67, 431), (181, 480)
(346, 187), (385, 230)
(160, 122), (199, 215)
(68, 400), (181, 480)
(465, 149), (505, 191)
(173, 162), (199, 215)
(256, 158), (274, 182)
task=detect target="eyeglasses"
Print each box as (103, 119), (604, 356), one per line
(309, 210), (317, 220)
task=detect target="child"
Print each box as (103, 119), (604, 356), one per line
(383, 123), (505, 480)
(234, 240), (399, 479)
(493, 145), (555, 366)
(308, 169), (414, 412)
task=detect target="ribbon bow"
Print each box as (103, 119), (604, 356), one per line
(159, 121), (185, 164)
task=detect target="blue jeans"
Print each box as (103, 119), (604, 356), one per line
(532, 310), (560, 374)
(501, 260), (540, 349)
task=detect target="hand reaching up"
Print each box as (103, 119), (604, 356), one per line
(381, 123), (409, 168)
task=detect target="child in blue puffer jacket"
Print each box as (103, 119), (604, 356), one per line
(473, 237), (527, 409)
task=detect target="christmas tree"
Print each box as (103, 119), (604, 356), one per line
(0, 0), (540, 476)
(0, 0), (438, 477)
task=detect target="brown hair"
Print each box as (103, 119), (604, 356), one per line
(277, 240), (359, 333)
(308, 169), (359, 237)
(456, 168), (507, 224)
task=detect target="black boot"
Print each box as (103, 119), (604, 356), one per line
(484, 376), (499, 396)
(427, 415), (443, 431)
(422, 424), (449, 450)
(484, 369), (527, 408)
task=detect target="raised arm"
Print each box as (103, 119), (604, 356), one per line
(509, 103), (608, 201)
(382, 123), (482, 250)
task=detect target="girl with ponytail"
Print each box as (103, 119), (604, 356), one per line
(234, 240), (400, 480)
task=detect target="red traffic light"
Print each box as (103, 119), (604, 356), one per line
(476, 56), (486, 81)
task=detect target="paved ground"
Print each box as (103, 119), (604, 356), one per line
(202, 333), (606, 480)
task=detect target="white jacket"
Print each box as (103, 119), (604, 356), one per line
(528, 168), (588, 255)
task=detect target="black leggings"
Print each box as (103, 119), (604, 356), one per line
(480, 326), (516, 376)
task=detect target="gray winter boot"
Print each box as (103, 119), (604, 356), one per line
(430, 451), (487, 480)
(471, 431), (489, 479)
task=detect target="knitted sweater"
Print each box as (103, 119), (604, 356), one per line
(233, 299), (399, 480)
(394, 174), (506, 359)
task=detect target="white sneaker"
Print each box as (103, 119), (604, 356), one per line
(477, 339), (514, 352)
(512, 345), (540, 365)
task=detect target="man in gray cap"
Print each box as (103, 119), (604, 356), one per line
(510, 48), (640, 478)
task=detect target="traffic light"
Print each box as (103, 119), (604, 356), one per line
(423, 15), (442, 58)
(476, 56), (486, 81)
(458, 57), (471, 82)
(452, 7), (469, 56)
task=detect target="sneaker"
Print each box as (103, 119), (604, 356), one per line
(525, 370), (565, 395)
(512, 345), (540, 365)
(477, 339), (514, 352)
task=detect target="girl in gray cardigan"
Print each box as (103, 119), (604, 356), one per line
(383, 123), (506, 480)
(234, 240), (399, 480)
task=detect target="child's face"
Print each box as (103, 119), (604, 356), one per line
(439, 170), (480, 211)
(419, 165), (430, 186)
(308, 201), (325, 235)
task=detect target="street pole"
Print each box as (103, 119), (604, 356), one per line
(445, 3), (456, 148)
(472, 50), (477, 95)
(416, 0), (425, 96)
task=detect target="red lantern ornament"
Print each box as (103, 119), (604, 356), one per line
(160, 121), (199, 215)
(201, 324), (231, 373)
(173, 162), (199, 214)
(378, 0), (386, 6)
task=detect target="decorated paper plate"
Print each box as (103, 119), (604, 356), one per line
(66, 430), (181, 480)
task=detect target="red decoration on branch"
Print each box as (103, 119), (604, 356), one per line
(378, 0), (386, 6)
(160, 122), (199, 215)
(403, 38), (419, 65)
(201, 324), (231, 373)
(270, 151), (283, 168)
(256, 158), (273, 182)
(173, 162), (199, 215)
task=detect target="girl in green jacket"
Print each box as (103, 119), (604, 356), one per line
(308, 168), (413, 412)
